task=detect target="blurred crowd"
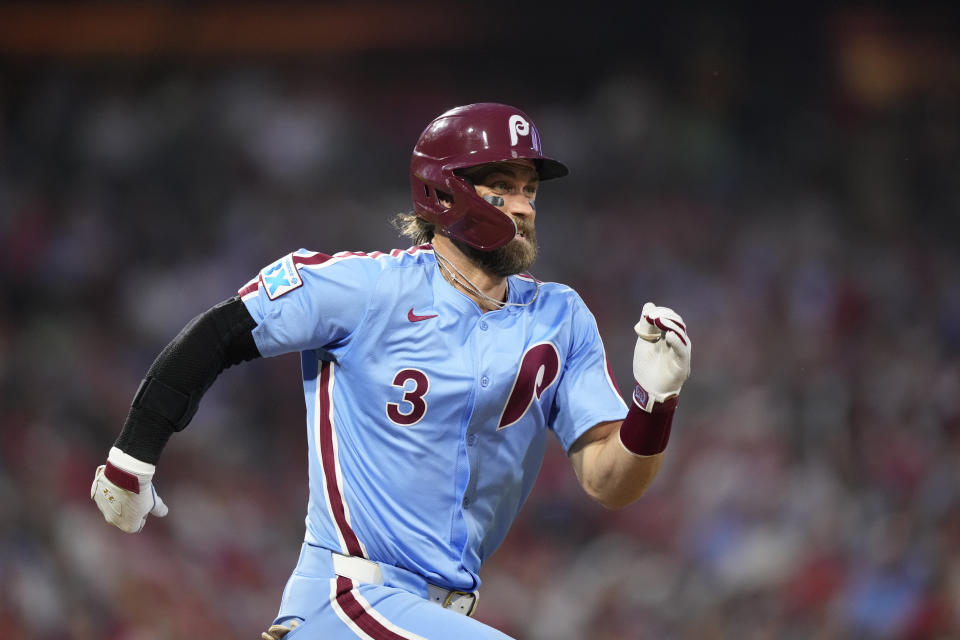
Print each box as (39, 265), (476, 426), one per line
(2, 6), (960, 639)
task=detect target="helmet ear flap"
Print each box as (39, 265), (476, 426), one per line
(412, 170), (517, 251)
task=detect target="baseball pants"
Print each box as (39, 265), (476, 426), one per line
(272, 543), (515, 639)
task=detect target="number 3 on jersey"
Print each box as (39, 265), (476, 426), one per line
(386, 368), (429, 426)
(386, 343), (561, 430)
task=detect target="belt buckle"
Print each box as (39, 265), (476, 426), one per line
(442, 589), (479, 617)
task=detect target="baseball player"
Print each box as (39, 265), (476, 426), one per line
(91, 103), (691, 639)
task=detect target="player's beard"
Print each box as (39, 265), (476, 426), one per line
(454, 219), (538, 277)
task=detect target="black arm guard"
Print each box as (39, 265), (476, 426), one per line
(114, 296), (261, 464)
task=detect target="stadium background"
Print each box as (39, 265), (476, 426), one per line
(1, 3), (959, 638)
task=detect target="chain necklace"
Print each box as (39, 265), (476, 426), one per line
(433, 246), (540, 310)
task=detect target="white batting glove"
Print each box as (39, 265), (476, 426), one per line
(632, 302), (691, 412)
(90, 447), (168, 533)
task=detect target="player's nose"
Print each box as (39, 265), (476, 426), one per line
(507, 194), (536, 219)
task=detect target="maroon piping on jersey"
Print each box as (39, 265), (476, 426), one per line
(237, 246), (437, 298)
(317, 361), (366, 558)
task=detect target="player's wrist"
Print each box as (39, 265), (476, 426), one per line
(618, 384), (678, 456)
(629, 379), (681, 413)
(105, 447), (155, 493)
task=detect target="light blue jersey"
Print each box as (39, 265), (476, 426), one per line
(239, 244), (626, 628)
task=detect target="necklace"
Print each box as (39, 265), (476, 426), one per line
(433, 246), (540, 310)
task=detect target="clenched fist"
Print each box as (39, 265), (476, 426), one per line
(91, 447), (168, 533)
(632, 302), (691, 411)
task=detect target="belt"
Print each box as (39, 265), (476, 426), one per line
(331, 552), (479, 617)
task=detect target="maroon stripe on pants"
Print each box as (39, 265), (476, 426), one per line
(318, 361), (365, 557)
(336, 577), (416, 640)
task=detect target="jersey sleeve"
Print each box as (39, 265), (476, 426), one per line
(550, 293), (629, 452)
(237, 249), (378, 357)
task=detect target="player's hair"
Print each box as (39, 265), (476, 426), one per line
(392, 212), (435, 245)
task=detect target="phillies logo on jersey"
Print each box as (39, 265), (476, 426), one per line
(259, 255), (303, 300)
(497, 342), (561, 429)
(508, 115), (530, 146)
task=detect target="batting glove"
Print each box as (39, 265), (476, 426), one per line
(632, 302), (691, 412)
(90, 447), (168, 533)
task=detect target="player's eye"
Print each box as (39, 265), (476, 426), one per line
(489, 181), (512, 194)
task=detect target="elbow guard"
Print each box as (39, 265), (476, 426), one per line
(116, 296), (260, 463)
(130, 375), (199, 433)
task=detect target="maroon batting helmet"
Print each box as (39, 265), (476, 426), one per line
(410, 103), (569, 251)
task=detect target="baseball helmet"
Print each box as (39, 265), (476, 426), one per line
(410, 103), (569, 251)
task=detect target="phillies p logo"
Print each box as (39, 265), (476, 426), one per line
(497, 342), (561, 429)
(508, 115), (530, 146)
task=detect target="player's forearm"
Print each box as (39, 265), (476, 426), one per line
(577, 427), (664, 509)
(115, 296), (261, 463)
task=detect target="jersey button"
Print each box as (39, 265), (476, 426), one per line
(480, 376), (489, 387)
(462, 496), (471, 508)
(479, 320), (489, 331)
(467, 434), (478, 446)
